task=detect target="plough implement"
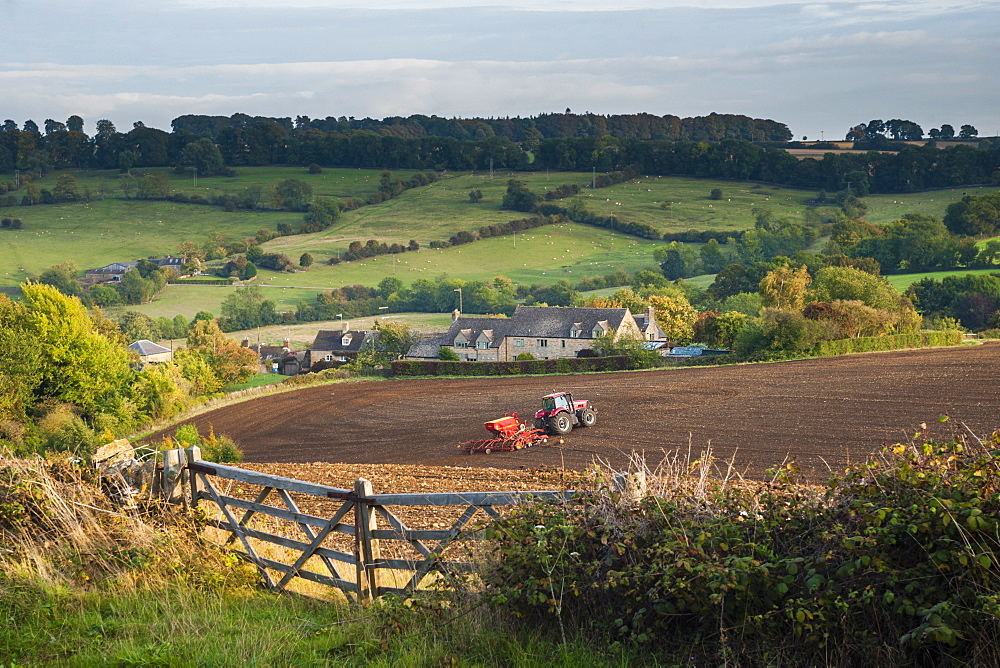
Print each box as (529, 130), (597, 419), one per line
(458, 412), (550, 454)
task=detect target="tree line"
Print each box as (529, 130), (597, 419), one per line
(2, 115), (997, 197)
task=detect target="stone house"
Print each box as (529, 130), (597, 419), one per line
(305, 324), (374, 368)
(413, 305), (662, 362)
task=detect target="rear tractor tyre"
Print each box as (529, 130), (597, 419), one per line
(550, 413), (573, 435)
(579, 408), (597, 428)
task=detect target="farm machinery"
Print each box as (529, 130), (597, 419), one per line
(458, 412), (550, 454)
(534, 391), (597, 435)
(458, 391), (597, 454)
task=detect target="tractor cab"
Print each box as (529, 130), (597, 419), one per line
(540, 392), (572, 415)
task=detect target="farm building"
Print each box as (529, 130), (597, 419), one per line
(409, 305), (664, 362)
(84, 256), (186, 284)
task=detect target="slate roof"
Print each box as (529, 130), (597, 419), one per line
(438, 306), (634, 350)
(407, 335), (449, 359)
(128, 340), (172, 356)
(309, 330), (371, 354)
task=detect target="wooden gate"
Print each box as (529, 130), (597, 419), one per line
(170, 447), (569, 602)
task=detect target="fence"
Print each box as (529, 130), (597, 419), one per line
(161, 447), (572, 603)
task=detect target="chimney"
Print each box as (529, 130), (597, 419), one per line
(645, 306), (655, 325)
(241, 337), (250, 348)
(282, 338), (290, 350)
(341, 320), (349, 333)
(452, 308), (461, 322)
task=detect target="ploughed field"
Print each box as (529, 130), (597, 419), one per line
(171, 344), (1000, 483)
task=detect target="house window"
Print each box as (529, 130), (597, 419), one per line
(341, 335), (352, 346)
(561, 340), (566, 347)
(538, 339), (548, 347)
(476, 341), (489, 350)
(570, 328), (582, 338)
(514, 338), (525, 347)
(324, 354), (333, 362)
(455, 341), (469, 348)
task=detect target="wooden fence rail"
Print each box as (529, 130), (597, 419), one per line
(168, 447), (571, 603)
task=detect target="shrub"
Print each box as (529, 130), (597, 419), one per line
(482, 428), (1000, 664)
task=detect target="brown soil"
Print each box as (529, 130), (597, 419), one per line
(158, 344), (1000, 483)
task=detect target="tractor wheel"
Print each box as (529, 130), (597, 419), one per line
(534, 418), (547, 431)
(550, 413), (573, 435)
(579, 408), (597, 428)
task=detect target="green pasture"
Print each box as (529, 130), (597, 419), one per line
(257, 222), (663, 289)
(14, 166), (413, 203)
(861, 186), (999, 225)
(885, 268), (1000, 292)
(567, 176), (830, 235)
(260, 171), (602, 256)
(0, 199), (293, 287)
(108, 284), (319, 320)
(223, 312), (457, 348)
(4, 165), (999, 296)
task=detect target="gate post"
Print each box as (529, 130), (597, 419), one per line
(354, 478), (381, 601)
(161, 448), (185, 503)
(184, 446), (203, 509)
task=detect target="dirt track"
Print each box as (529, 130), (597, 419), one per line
(165, 344), (1000, 482)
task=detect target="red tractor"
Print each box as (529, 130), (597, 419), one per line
(534, 391), (597, 435)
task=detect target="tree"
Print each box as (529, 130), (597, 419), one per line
(66, 115), (84, 133)
(501, 180), (539, 212)
(468, 188), (484, 203)
(0, 283), (134, 422)
(219, 285), (278, 331)
(38, 261), (81, 296)
(185, 319), (257, 384)
(709, 188), (723, 200)
(959, 124), (979, 139)
(810, 265), (899, 310)
(52, 173), (81, 202)
(299, 252), (314, 268)
(372, 320), (420, 362)
(759, 265), (811, 311)
(694, 310), (748, 348)
(938, 124), (956, 139)
(180, 137), (226, 176)
(699, 238), (727, 273)
(647, 294), (698, 343)
(438, 346), (460, 360)
(378, 276), (404, 299)
(117, 310), (161, 342)
(271, 179), (313, 211)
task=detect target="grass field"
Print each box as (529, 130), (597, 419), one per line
(258, 222), (664, 289)
(3, 165), (997, 295)
(221, 312), (457, 348)
(0, 167), (415, 287)
(885, 268), (1000, 292)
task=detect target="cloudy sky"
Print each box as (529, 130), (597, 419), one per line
(2, 0), (998, 140)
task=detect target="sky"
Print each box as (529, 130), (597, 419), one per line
(2, 0), (998, 140)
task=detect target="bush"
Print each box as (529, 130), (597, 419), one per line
(482, 428), (1000, 664)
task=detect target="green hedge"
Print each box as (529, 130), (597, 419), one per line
(391, 356), (628, 377)
(809, 330), (963, 357)
(168, 278), (236, 285)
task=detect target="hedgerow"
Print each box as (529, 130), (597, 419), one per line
(481, 427), (1000, 664)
